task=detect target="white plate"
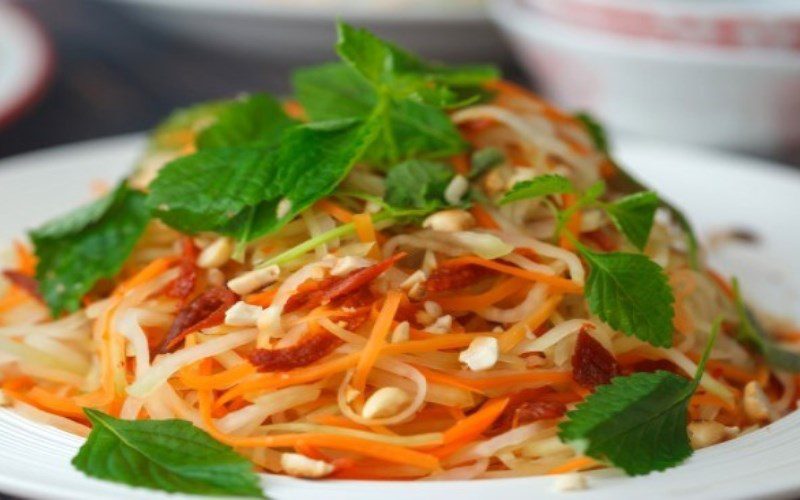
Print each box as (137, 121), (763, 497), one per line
(100, 0), (505, 61)
(0, 135), (799, 499)
(0, 1), (53, 130)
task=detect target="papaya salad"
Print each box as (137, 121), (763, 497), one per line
(0, 23), (799, 497)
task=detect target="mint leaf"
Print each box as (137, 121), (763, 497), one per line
(575, 112), (609, 153)
(559, 319), (720, 476)
(196, 93), (296, 149)
(499, 174), (575, 205)
(147, 148), (273, 234)
(580, 247), (675, 347)
(607, 166), (699, 268)
(605, 191), (659, 251)
(294, 64), (465, 164)
(385, 160), (455, 211)
(733, 279), (800, 371)
(31, 183), (150, 316)
(269, 117), (381, 233)
(149, 117), (379, 242)
(335, 22), (497, 94)
(73, 409), (263, 497)
(470, 147), (504, 179)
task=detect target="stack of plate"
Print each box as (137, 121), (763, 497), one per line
(490, 0), (800, 154)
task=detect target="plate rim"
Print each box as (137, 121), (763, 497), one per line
(2, 134), (800, 500)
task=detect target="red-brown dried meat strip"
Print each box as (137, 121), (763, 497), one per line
(249, 331), (342, 372)
(2, 270), (42, 302)
(158, 287), (238, 353)
(425, 264), (495, 293)
(572, 327), (619, 388)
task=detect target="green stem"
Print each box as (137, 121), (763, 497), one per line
(256, 210), (420, 268)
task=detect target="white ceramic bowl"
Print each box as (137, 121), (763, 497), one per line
(526, 0), (800, 52)
(490, 0), (800, 155)
(100, 0), (506, 62)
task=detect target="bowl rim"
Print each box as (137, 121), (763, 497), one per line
(100, 0), (488, 23)
(525, 0), (800, 17)
(490, 0), (800, 67)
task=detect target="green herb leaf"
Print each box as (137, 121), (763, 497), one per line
(575, 111), (609, 154)
(559, 319), (720, 476)
(499, 174), (575, 205)
(293, 63), (466, 164)
(580, 247), (675, 347)
(385, 160), (455, 211)
(732, 279), (800, 372)
(605, 191), (659, 251)
(146, 100), (227, 152)
(31, 183), (151, 316)
(149, 117), (379, 242)
(147, 148), (274, 234)
(335, 22), (497, 94)
(73, 409), (263, 497)
(607, 165), (699, 268)
(470, 147), (504, 179)
(196, 93), (296, 149)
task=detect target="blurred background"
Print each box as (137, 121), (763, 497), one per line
(1, 0), (799, 165)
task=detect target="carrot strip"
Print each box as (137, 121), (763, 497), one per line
(215, 353), (361, 408)
(442, 397), (508, 444)
(413, 365), (487, 394)
(179, 362), (257, 390)
(13, 241), (36, 276)
(351, 291), (403, 393)
(315, 199), (354, 224)
(421, 368), (572, 392)
(309, 414), (372, 431)
(0, 287), (28, 314)
(498, 294), (563, 352)
(353, 213), (381, 260)
(245, 288), (278, 307)
(119, 257), (177, 294)
(197, 366), (440, 471)
(440, 256), (582, 294)
(548, 456), (598, 474)
(486, 80), (579, 126)
(435, 277), (527, 312)
(27, 387), (86, 420)
(452, 153), (470, 176)
(470, 204), (500, 230)
(707, 269), (734, 300)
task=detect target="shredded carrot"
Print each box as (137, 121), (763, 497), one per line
(756, 364), (771, 388)
(435, 276), (527, 312)
(315, 199), (354, 223)
(0, 287), (28, 314)
(118, 257), (177, 295)
(309, 414), (372, 431)
(452, 153), (470, 176)
(351, 291), (403, 393)
(560, 193), (581, 250)
(499, 294), (564, 352)
(179, 362), (257, 390)
(26, 387), (87, 420)
(353, 213), (381, 260)
(547, 456), (598, 474)
(197, 361), (440, 471)
(245, 288), (278, 307)
(442, 397), (508, 444)
(294, 440), (327, 461)
(469, 204), (500, 230)
(413, 365), (486, 394)
(13, 241), (36, 276)
(425, 368), (572, 392)
(689, 355), (756, 385)
(441, 256), (582, 294)
(486, 80), (579, 126)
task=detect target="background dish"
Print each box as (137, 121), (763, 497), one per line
(490, 0), (800, 155)
(0, 1), (52, 130)
(100, 0), (505, 61)
(0, 134), (798, 499)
